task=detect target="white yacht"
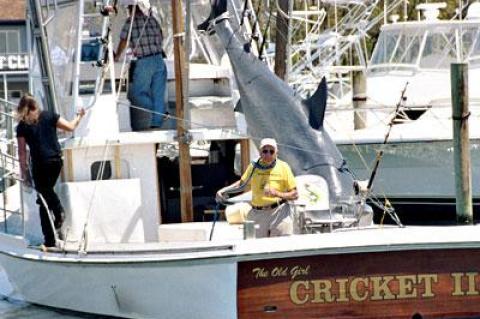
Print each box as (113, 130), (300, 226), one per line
(326, 3), (480, 219)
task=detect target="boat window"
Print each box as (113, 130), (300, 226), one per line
(420, 31), (457, 69)
(0, 31), (20, 54)
(468, 29), (480, 66)
(6, 31), (20, 54)
(390, 30), (422, 65)
(370, 31), (400, 66)
(90, 161), (112, 180)
(0, 33), (6, 54)
(369, 28), (423, 73)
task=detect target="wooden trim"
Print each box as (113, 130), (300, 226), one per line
(114, 145), (121, 179)
(237, 248), (480, 318)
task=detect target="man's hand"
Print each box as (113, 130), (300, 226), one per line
(264, 187), (279, 198)
(215, 190), (227, 204)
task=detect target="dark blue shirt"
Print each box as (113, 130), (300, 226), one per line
(16, 111), (61, 162)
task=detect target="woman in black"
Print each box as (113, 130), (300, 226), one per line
(16, 94), (85, 248)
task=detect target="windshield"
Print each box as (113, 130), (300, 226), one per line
(369, 23), (480, 73)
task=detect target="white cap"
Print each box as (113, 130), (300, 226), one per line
(259, 138), (277, 150)
(119, 0), (151, 15)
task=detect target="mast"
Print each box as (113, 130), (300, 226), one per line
(27, 0), (58, 112)
(171, 0), (193, 222)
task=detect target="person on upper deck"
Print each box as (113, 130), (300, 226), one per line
(114, 2), (167, 129)
(216, 138), (298, 238)
(16, 94), (85, 249)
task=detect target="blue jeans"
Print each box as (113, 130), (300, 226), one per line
(129, 54), (167, 127)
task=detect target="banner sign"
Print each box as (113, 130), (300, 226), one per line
(0, 55), (29, 71)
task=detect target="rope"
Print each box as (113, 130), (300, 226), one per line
(117, 100), (346, 161)
(116, 5), (137, 99)
(77, 140), (112, 254)
(452, 111), (471, 121)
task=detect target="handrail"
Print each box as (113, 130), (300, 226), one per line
(0, 150), (24, 237)
(0, 98), (17, 109)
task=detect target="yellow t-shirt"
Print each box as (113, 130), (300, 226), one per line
(241, 159), (296, 207)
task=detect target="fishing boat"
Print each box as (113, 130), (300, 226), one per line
(0, 0), (479, 318)
(324, 2), (480, 221)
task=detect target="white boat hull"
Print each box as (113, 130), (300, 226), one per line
(338, 139), (480, 207)
(5, 226), (480, 318)
(0, 250), (237, 319)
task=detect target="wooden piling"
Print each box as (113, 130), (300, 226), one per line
(450, 63), (473, 224)
(172, 0), (193, 222)
(352, 70), (367, 130)
(240, 139), (250, 173)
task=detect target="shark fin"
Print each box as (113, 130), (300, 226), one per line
(197, 0), (228, 34)
(303, 77), (328, 130)
(234, 100), (243, 114)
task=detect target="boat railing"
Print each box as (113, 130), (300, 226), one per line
(0, 98), (17, 156)
(0, 150), (25, 238)
(0, 97), (25, 237)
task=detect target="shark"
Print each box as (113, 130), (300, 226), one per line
(199, 0), (366, 214)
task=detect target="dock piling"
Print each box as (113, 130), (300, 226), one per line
(352, 70), (367, 130)
(450, 63), (473, 224)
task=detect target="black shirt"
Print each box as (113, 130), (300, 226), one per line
(16, 111), (62, 163)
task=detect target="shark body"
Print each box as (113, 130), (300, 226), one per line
(201, 0), (358, 205)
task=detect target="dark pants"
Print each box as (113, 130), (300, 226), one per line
(32, 159), (64, 247)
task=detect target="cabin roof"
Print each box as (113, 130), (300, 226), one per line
(381, 19), (480, 31)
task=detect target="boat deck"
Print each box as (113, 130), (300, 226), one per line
(4, 223), (480, 264)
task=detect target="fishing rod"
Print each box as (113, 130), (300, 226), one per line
(366, 82), (408, 192)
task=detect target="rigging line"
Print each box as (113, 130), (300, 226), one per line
(119, 100), (351, 159)
(258, 2), (274, 60)
(77, 140), (112, 254)
(245, 0), (263, 53)
(117, 100), (218, 131)
(116, 5), (137, 99)
(240, 0), (249, 27)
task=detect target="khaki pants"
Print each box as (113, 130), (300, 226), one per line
(247, 203), (293, 238)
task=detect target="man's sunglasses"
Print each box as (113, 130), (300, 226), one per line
(262, 149), (275, 155)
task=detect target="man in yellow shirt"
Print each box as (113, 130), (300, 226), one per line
(217, 138), (298, 237)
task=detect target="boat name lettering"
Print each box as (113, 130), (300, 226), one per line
(252, 265), (311, 280)
(287, 272), (480, 304)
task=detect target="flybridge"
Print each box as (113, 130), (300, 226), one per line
(0, 54), (29, 71)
